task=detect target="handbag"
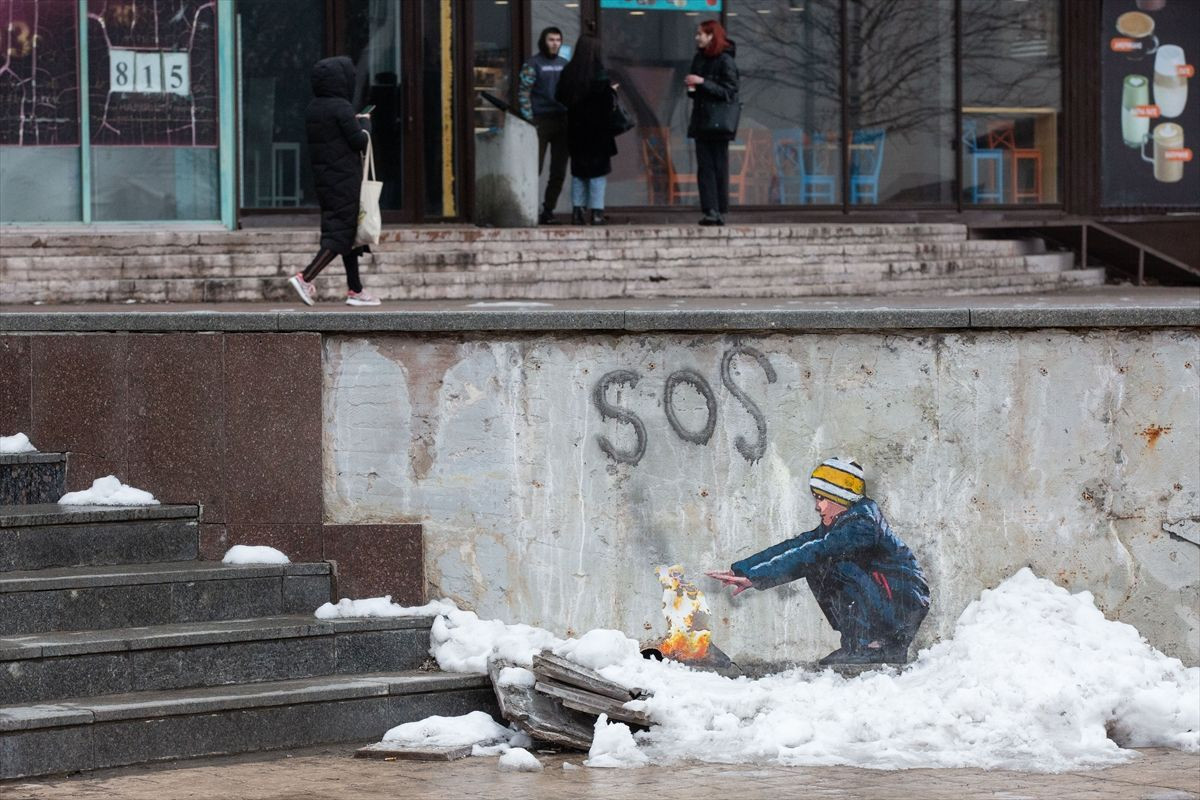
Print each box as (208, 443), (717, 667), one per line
(355, 135), (383, 248)
(610, 89), (635, 136)
(697, 97), (742, 137)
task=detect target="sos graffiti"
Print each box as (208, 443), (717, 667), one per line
(592, 345), (777, 466)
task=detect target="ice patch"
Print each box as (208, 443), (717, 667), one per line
(498, 747), (543, 772)
(221, 545), (289, 565)
(584, 714), (648, 769)
(58, 476), (158, 506)
(0, 433), (37, 454)
(382, 711), (510, 748)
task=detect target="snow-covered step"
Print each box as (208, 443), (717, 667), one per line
(0, 453), (66, 506)
(0, 561), (332, 636)
(0, 615), (437, 705)
(0, 670), (496, 779)
(0, 504), (199, 572)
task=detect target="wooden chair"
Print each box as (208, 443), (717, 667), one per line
(640, 127), (698, 206)
(728, 128), (774, 205)
(988, 121), (1043, 204)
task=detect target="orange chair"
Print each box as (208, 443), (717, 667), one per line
(728, 128), (773, 205)
(988, 122), (1043, 204)
(640, 127), (698, 205)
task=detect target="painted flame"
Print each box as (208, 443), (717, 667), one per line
(655, 564), (712, 661)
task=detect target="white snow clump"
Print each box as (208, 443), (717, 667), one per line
(497, 747), (544, 772)
(222, 545), (290, 565)
(584, 714), (649, 769)
(0, 433), (37, 454)
(58, 475), (158, 506)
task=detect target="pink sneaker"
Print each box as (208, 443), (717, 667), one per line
(346, 290), (381, 307)
(288, 273), (316, 306)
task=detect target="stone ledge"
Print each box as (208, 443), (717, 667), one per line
(0, 503), (199, 528)
(0, 560), (329, 592)
(0, 454), (66, 465)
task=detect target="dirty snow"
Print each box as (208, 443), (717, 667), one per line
(0, 433), (37, 454)
(498, 747), (544, 772)
(382, 711), (510, 748)
(58, 475), (158, 506)
(330, 569), (1200, 772)
(221, 545), (289, 565)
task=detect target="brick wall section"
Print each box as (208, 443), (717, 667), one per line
(0, 332), (423, 604)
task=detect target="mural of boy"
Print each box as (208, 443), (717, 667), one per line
(707, 458), (930, 665)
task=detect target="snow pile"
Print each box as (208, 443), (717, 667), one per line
(584, 715), (649, 769)
(382, 711), (510, 748)
(222, 545), (289, 565)
(0, 433), (37, 454)
(497, 666), (537, 688)
(58, 475), (159, 506)
(497, 747), (544, 772)
(331, 569), (1200, 772)
(314, 597), (454, 620)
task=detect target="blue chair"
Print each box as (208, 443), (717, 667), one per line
(962, 119), (1005, 204)
(849, 128), (886, 204)
(773, 128), (836, 205)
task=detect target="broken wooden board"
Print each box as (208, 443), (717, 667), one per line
(354, 743), (473, 761)
(534, 678), (652, 728)
(488, 659), (595, 751)
(531, 651), (648, 701)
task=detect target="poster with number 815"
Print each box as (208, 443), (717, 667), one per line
(108, 50), (190, 96)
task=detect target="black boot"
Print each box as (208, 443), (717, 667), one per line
(591, 209), (606, 226)
(538, 204), (556, 225)
(572, 206), (586, 225)
(698, 211), (722, 226)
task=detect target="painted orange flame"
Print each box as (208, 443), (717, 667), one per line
(655, 565), (712, 662)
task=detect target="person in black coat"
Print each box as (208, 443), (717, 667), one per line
(685, 20), (739, 226)
(555, 35), (618, 226)
(288, 56), (380, 307)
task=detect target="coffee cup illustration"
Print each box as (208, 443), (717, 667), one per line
(1123, 75), (1152, 147)
(1141, 122), (1186, 183)
(1136, 0), (1166, 10)
(1154, 45), (1189, 118)
(1114, 11), (1159, 59)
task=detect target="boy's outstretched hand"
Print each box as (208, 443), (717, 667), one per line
(706, 569), (753, 596)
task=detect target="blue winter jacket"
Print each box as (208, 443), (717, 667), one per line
(731, 498), (929, 606)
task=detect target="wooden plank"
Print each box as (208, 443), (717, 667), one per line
(531, 651), (648, 701)
(354, 743), (473, 761)
(534, 679), (651, 728)
(488, 659), (595, 751)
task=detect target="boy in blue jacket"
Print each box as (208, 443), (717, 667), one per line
(708, 458), (929, 665)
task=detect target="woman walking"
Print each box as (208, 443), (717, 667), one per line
(555, 35), (618, 225)
(288, 56), (381, 306)
(685, 20), (739, 226)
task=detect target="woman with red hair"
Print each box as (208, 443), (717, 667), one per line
(684, 20), (740, 226)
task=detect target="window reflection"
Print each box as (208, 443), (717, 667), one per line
(728, 0), (841, 206)
(962, 0), (1061, 205)
(847, 0), (955, 205)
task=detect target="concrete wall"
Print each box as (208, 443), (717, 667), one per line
(323, 329), (1200, 667)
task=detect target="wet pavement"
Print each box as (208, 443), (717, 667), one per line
(3, 744), (1197, 800)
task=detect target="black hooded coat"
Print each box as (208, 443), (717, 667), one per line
(306, 57), (371, 254)
(687, 40), (739, 142)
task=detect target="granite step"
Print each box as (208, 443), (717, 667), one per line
(0, 670), (496, 779)
(0, 504), (199, 572)
(0, 615), (436, 705)
(0, 561), (332, 636)
(0, 454), (66, 506)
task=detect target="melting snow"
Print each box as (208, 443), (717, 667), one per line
(0, 433), (37, 454)
(498, 747), (544, 772)
(222, 545), (290, 565)
(58, 476), (158, 506)
(329, 569), (1199, 771)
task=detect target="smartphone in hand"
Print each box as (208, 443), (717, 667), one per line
(359, 104), (376, 115)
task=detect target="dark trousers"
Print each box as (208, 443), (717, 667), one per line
(695, 137), (730, 215)
(535, 114), (569, 211)
(302, 248), (363, 293)
(810, 561), (929, 651)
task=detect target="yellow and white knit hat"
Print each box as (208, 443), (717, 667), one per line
(809, 457), (865, 506)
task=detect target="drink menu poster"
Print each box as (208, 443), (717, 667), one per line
(1101, 0), (1198, 207)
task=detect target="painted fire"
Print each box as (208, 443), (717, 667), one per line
(655, 565), (712, 661)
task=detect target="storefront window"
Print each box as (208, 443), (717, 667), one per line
(728, 0), (841, 206)
(962, 0), (1061, 205)
(0, 0), (82, 221)
(238, 0), (323, 209)
(601, 1), (705, 206)
(86, 0), (220, 220)
(346, 0), (406, 212)
(474, 0), (513, 133)
(847, 0), (955, 205)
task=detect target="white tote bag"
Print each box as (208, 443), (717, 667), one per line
(355, 136), (383, 247)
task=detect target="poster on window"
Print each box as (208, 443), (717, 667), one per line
(1101, 0), (1198, 207)
(599, 0), (722, 12)
(86, 0), (217, 147)
(0, 0), (80, 146)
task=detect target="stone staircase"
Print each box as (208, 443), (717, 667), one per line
(0, 455), (493, 780)
(0, 224), (1105, 304)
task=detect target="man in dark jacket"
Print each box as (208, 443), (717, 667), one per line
(288, 56), (379, 306)
(708, 458), (930, 665)
(518, 27), (570, 225)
